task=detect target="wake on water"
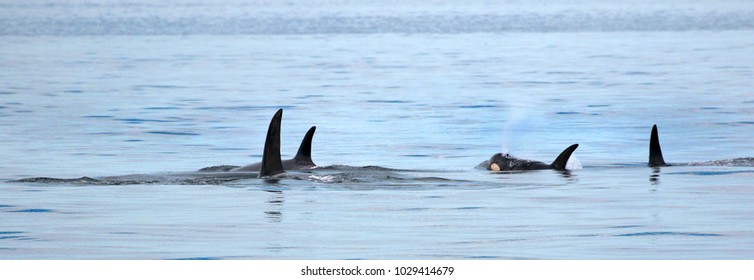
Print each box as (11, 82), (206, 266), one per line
(689, 157), (754, 167)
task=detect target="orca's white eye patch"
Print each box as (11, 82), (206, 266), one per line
(490, 163), (501, 171)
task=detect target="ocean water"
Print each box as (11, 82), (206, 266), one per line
(1, 0), (754, 259)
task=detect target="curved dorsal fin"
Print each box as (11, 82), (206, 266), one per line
(648, 124), (667, 167)
(550, 144), (579, 170)
(259, 109), (285, 178)
(293, 126), (316, 166)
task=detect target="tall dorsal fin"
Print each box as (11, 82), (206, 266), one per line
(293, 126), (316, 166)
(648, 124), (667, 167)
(259, 109), (285, 178)
(550, 144), (579, 170)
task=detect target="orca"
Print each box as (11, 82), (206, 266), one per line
(478, 144), (579, 171)
(257, 109), (286, 177)
(648, 124), (668, 167)
(232, 125), (317, 172)
(12, 109), (289, 183)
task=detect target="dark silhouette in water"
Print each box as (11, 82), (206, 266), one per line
(647, 124), (754, 167)
(478, 144), (579, 171)
(649, 124), (667, 167)
(257, 109), (286, 177)
(12, 120), (754, 185)
(14, 109), (292, 183)
(231, 126), (316, 172)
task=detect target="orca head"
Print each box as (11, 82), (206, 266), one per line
(488, 153), (515, 171)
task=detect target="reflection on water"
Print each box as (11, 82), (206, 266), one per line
(559, 170), (577, 182)
(264, 190), (284, 223)
(650, 167), (661, 185)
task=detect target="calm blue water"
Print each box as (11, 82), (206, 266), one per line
(2, 0), (754, 259)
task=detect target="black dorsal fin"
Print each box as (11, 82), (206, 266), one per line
(648, 124), (667, 167)
(550, 144), (579, 170)
(259, 109), (285, 178)
(293, 126), (316, 166)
